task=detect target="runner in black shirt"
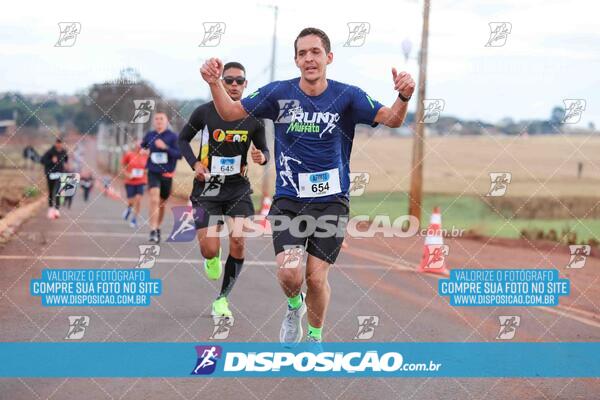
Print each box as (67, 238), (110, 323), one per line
(40, 138), (69, 219)
(179, 61), (270, 318)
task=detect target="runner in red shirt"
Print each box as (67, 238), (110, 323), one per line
(121, 140), (149, 228)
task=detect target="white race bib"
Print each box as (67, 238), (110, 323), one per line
(48, 172), (61, 180)
(131, 168), (144, 178)
(151, 152), (168, 164)
(211, 155), (241, 176)
(298, 168), (341, 198)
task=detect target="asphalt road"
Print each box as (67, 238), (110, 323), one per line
(0, 143), (599, 399)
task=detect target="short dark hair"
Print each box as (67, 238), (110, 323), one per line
(154, 110), (169, 119)
(294, 27), (331, 57)
(223, 62), (246, 76)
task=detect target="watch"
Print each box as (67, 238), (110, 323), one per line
(398, 92), (411, 102)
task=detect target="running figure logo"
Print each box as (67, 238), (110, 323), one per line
(210, 316), (234, 340)
(496, 315), (520, 340)
(421, 99), (445, 123)
(57, 173), (80, 197)
(275, 100), (301, 124)
(486, 172), (512, 197)
(167, 206), (197, 242)
(319, 113), (340, 138)
(354, 315), (379, 340)
(485, 22), (512, 47)
(199, 22), (226, 47)
(137, 245), (161, 269)
(349, 172), (371, 196)
(65, 316), (90, 340)
(562, 99), (586, 124)
(55, 22), (81, 47)
(191, 345), (222, 375)
(279, 152), (302, 195)
(200, 175), (225, 197)
(281, 245), (305, 269)
(131, 100), (155, 124)
(344, 22), (371, 47)
(424, 245), (449, 270)
(566, 245), (591, 269)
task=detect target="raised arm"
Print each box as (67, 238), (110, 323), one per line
(200, 58), (248, 121)
(373, 68), (415, 128)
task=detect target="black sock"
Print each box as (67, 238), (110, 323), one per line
(219, 255), (244, 298)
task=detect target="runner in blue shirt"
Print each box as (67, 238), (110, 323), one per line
(200, 27), (415, 345)
(141, 111), (182, 243)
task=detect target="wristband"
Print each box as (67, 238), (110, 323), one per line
(398, 92), (411, 102)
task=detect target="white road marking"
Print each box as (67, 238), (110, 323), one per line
(3, 245), (599, 330)
(346, 243), (600, 331)
(52, 218), (128, 224)
(22, 231), (150, 238)
(0, 255), (389, 270)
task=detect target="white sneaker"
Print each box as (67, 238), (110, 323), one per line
(280, 293), (306, 346)
(305, 334), (324, 353)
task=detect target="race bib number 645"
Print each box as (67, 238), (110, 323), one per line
(211, 155), (241, 175)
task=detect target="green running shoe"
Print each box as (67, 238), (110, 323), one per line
(203, 248), (222, 280)
(211, 296), (232, 317)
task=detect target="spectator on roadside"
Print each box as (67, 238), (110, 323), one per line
(40, 138), (68, 219)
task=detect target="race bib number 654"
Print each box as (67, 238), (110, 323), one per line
(298, 168), (341, 198)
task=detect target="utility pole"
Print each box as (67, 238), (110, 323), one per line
(262, 5), (278, 199)
(408, 0), (430, 224)
(269, 6), (278, 82)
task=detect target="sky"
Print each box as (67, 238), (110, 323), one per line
(1, 0), (599, 126)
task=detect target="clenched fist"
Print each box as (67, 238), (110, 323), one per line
(154, 138), (167, 149)
(194, 161), (210, 181)
(250, 144), (266, 165)
(392, 68), (415, 100)
(200, 58), (224, 84)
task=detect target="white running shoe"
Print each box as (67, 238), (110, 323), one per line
(280, 293), (306, 346)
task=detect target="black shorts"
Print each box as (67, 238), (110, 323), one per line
(147, 171), (173, 200)
(268, 197), (349, 264)
(125, 184), (144, 198)
(192, 195), (255, 229)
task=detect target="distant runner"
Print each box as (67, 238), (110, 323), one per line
(40, 138), (69, 219)
(141, 111), (182, 243)
(121, 139), (149, 228)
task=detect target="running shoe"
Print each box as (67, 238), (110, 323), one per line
(305, 334), (324, 353)
(149, 230), (159, 243)
(203, 248), (222, 280)
(211, 297), (233, 317)
(122, 207), (132, 221)
(280, 292), (306, 345)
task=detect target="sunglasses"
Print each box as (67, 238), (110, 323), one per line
(222, 76), (246, 85)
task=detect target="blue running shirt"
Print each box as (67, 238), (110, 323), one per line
(240, 78), (383, 203)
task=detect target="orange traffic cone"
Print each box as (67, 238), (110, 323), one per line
(256, 196), (272, 235)
(417, 207), (450, 276)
